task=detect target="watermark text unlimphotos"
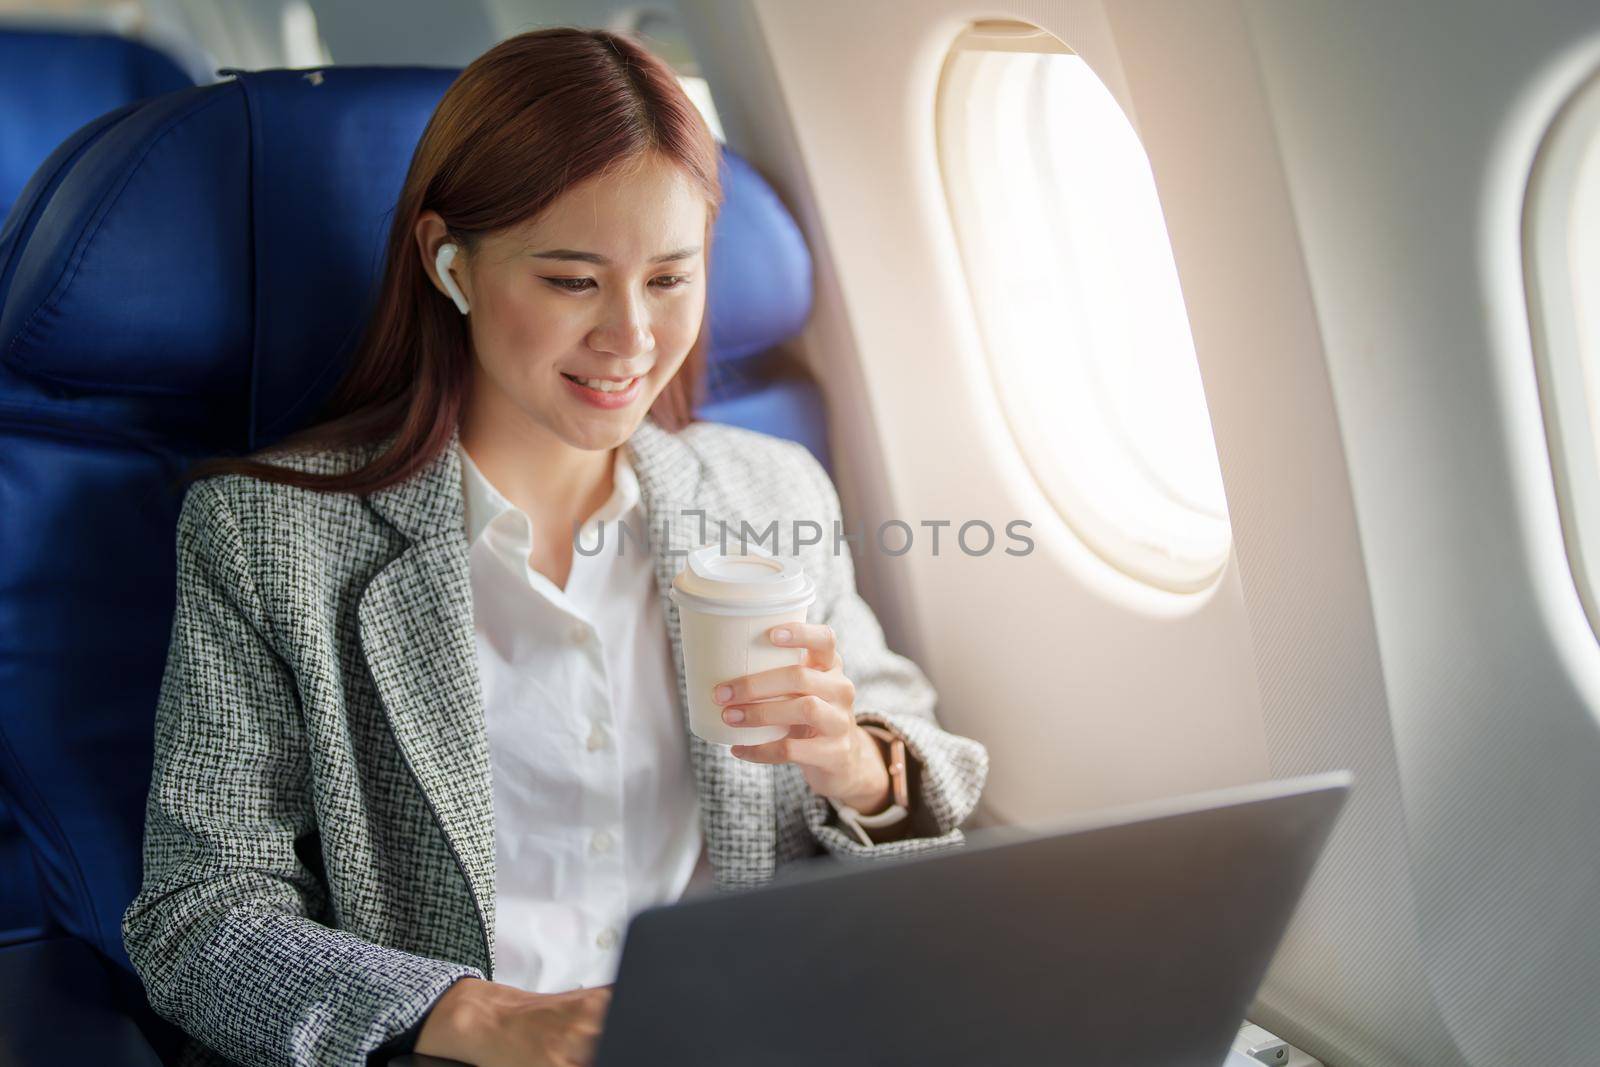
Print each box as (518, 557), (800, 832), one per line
(570, 508), (1034, 559)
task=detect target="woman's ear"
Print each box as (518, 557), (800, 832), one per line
(414, 210), (470, 313)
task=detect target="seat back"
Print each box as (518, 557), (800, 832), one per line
(0, 66), (819, 971)
(0, 24), (194, 950)
(0, 27), (193, 221)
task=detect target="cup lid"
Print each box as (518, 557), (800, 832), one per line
(669, 544), (815, 614)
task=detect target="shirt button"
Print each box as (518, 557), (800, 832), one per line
(592, 830), (613, 854)
(596, 926), (618, 950)
(569, 622), (589, 645)
(586, 723), (607, 751)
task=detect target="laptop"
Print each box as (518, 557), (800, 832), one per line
(580, 770), (1352, 1067)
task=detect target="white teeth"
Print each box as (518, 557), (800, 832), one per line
(569, 375), (636, 393)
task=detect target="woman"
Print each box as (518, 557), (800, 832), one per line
(122, 27), (989, 1067)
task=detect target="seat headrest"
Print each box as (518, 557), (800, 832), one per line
(0, 66), (812, 449)
(0, 28), (193, 219)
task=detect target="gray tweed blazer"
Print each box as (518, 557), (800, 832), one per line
(122, 414), (989, 1067)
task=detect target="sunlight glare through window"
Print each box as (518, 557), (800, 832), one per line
(939, 36), (1231, 592)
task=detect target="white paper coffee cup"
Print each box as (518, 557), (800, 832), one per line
(668, 544), (817, 747)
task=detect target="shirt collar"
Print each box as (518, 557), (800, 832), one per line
(458, 441), (641, 551)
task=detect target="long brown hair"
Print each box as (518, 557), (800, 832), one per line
(181, 27), (723, 495)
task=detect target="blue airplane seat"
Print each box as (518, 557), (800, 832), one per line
(0, 23), (193, 964)
(0, 28), (193, 222)
(693, 149), (827, 469)
(0, 826), (45, 947)
(0, 66), (820, 1062)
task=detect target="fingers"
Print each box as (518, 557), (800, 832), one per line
(731, 729), (851, 767)
(766, 622), (841, 671)
(555, 985), (612, 1024)
(561, 990), (612, 1067)
(579, 987), (611, 1028)
(720, 693), (852, 738)
(712, 661), (855, 710)
(560, 1026), (601, 1067)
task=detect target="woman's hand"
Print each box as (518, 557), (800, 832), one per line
(713, 622), (894, 814)
(416, 976), (613, 1067)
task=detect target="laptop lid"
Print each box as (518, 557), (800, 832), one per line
(592, 770), (1351, 1067)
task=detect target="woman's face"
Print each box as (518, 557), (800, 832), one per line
(421, 154), (708, 452)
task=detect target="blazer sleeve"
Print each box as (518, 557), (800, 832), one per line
(121, 478), (483, 1067)
(781, 444), (991, 863)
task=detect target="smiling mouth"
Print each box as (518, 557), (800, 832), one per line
(560, 372), (642, 393)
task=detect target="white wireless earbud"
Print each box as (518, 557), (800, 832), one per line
(435, 242), (470, 315)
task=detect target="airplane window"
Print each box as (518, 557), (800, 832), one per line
(937, 20), (1231, 593)
(675, 73), (724, 143)
(615, 8), (725, 142)
(1525, 66), (1600, 642)
(282, 0), (331, 68)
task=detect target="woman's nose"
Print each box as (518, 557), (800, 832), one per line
(589, 292), (653, 358)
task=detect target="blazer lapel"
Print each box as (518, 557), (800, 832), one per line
(627, 418), (777, 891)
(353, 416), (779, 981)
(357, 424), (498, 974)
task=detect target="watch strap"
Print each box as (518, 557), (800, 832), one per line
(858, 723), (910, 809)
(828, 723), (913, 846)
(829, 798), (909, 847)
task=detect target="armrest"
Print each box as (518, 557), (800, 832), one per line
(0, 935), (164, 1066)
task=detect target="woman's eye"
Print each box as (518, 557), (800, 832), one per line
(542, 275), (692, 293)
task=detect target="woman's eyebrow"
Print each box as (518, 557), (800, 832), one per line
(525, 246), (701, 265)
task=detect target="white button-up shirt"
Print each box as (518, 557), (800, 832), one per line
(459, 441), (715, 994)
